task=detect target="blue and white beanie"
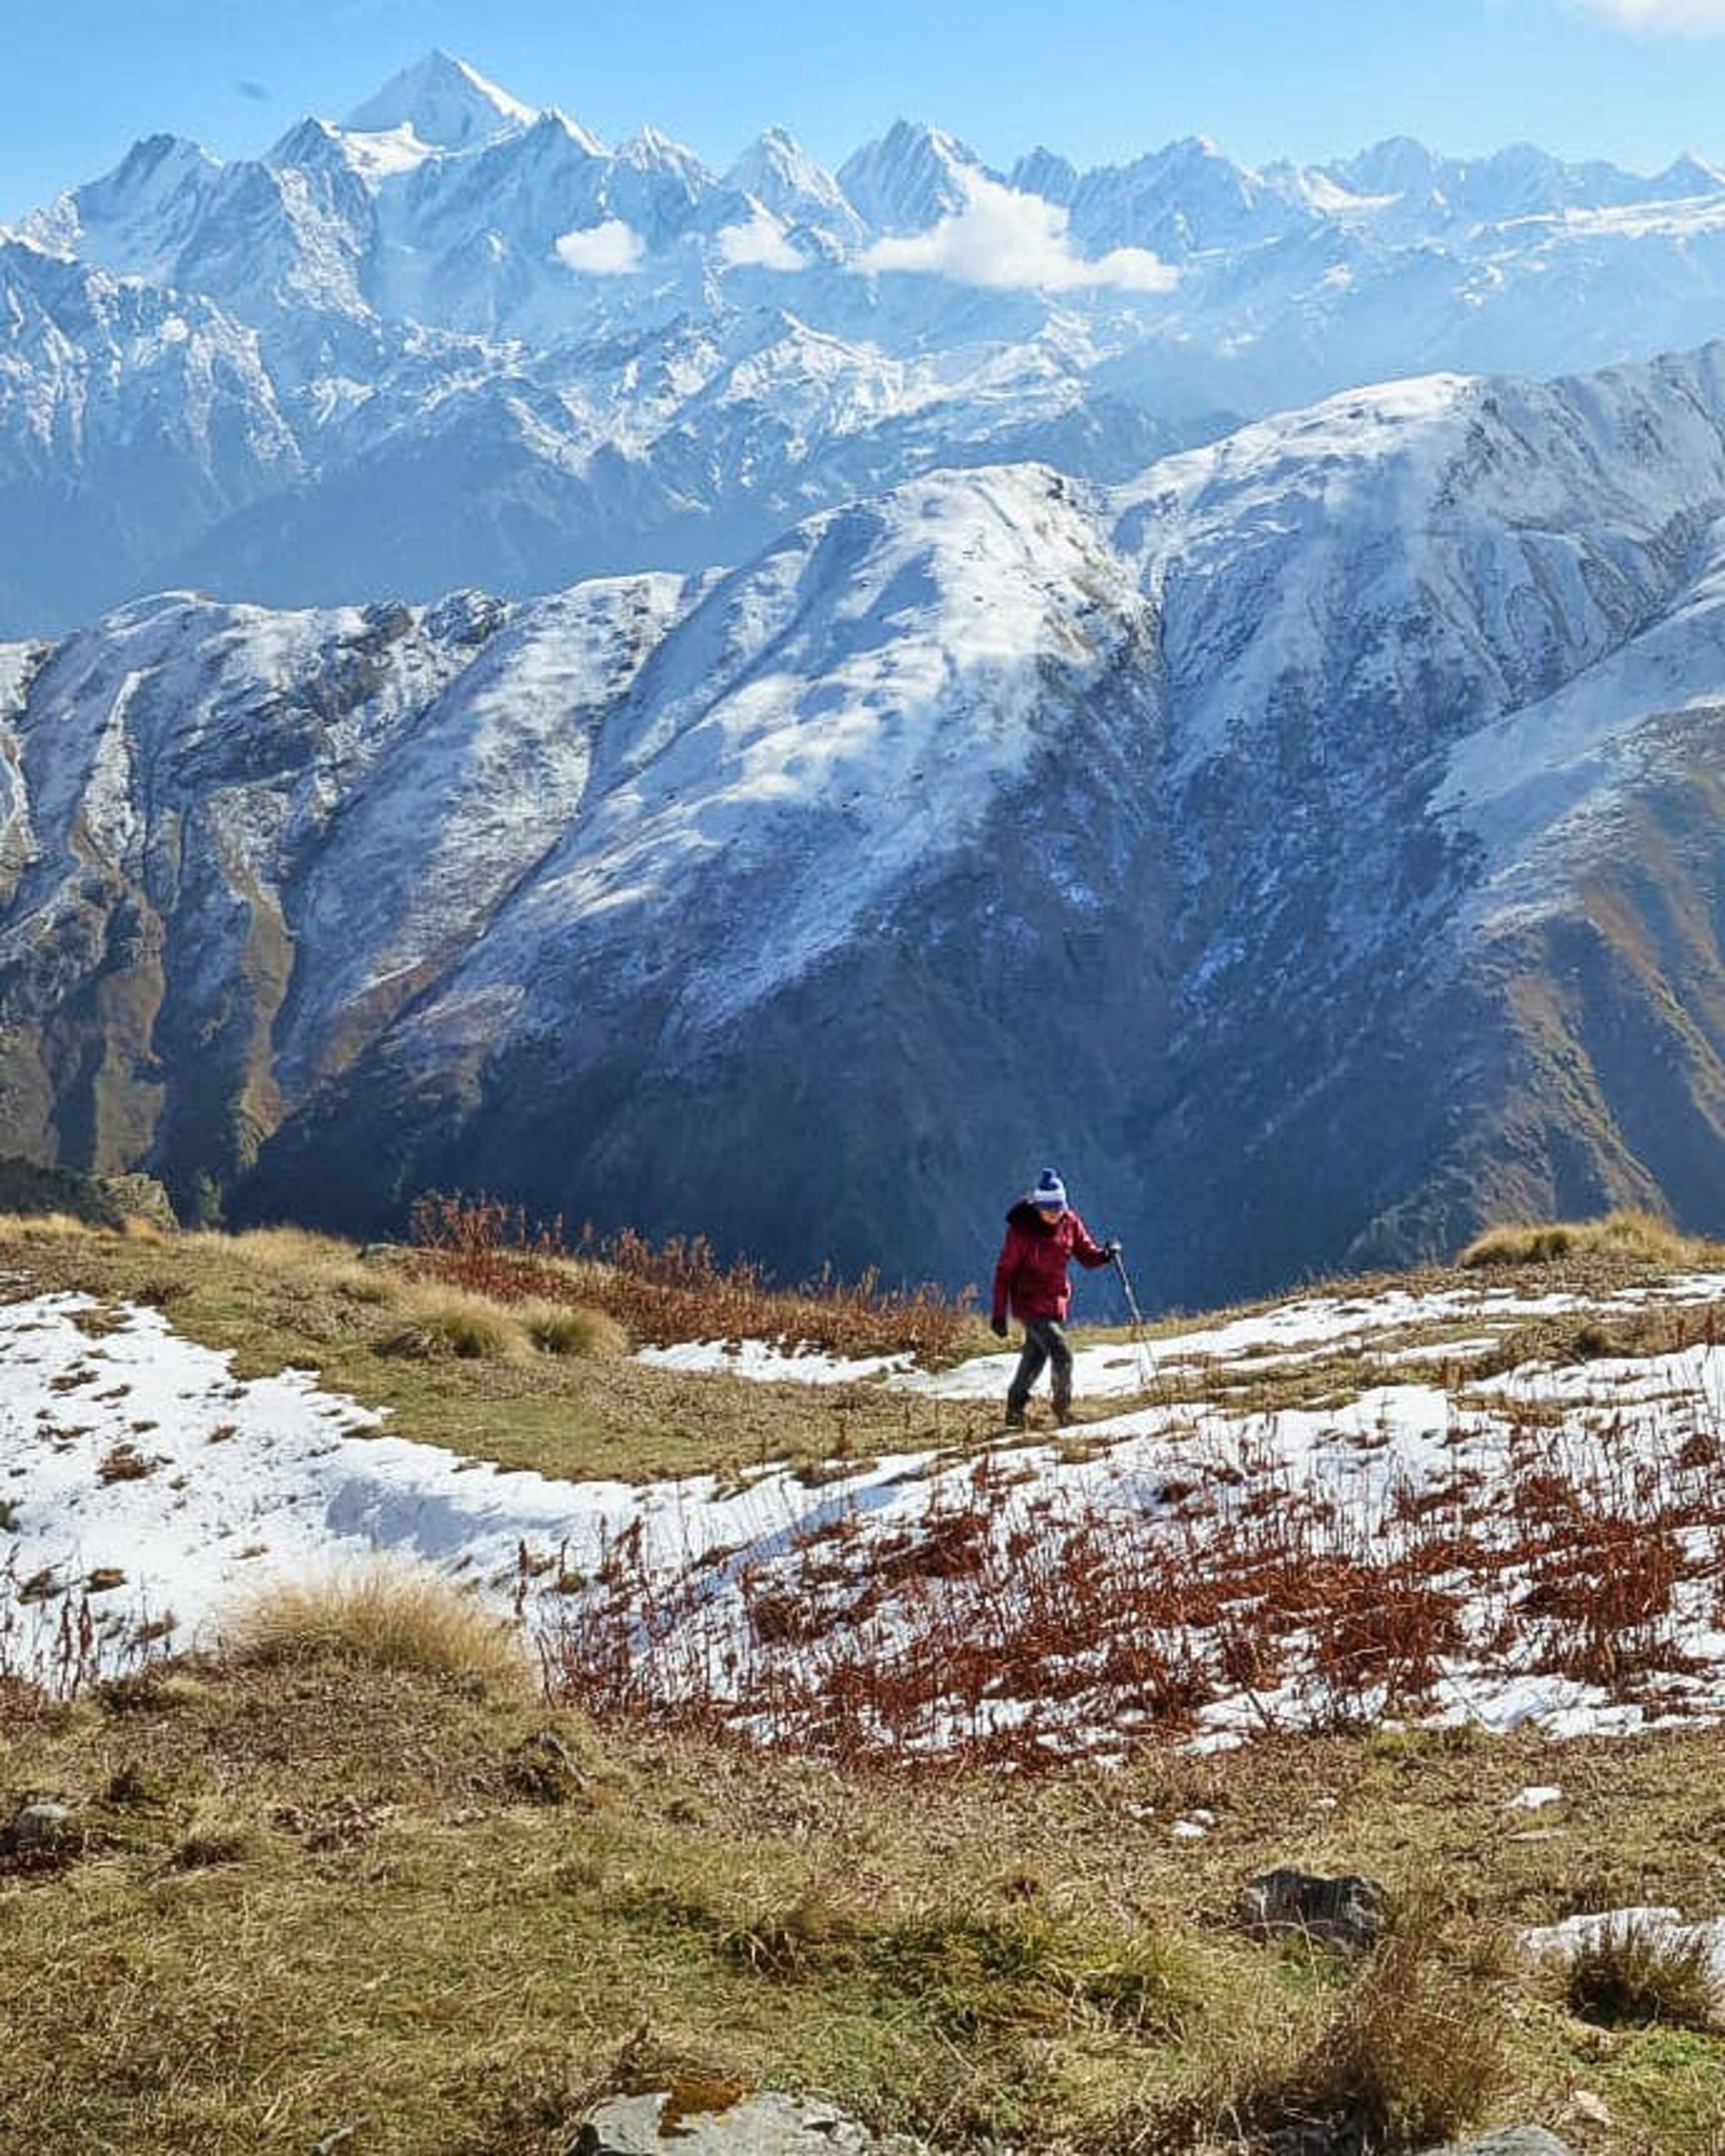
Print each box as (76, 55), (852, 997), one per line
(1031, 1170), (1067, 1211)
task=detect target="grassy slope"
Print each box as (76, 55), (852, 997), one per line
(6, 1665), (1725, 2154)
(6, 1217), (1725, 2151)
(2, 1216), (1700, 1488)
(0, 1224), (1007, 1485)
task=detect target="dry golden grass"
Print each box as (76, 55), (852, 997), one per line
(218, 1564), (535, 1698)
(377, 1279), (533, 1362)
(11, 1664), (1725, 2156)
(169, 1797), (276, 1872)
(1459, 1208), (1716, 1270)
(218, 1224), (401, 1306)
(0, 1209), (100, 1239)
(515, 1297), (629, 1359)
(226, 1224), (358, 1268)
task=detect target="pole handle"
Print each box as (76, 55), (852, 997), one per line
(1110, 1246), (1145, 1327)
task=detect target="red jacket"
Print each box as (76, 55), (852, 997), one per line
(991, 1201), (1110, 1325)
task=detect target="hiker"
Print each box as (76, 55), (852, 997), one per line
(990, 1169), (1118, 1428)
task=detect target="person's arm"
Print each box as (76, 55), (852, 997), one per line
(991, 1228), (1022, 1329)
(1070, 1211), (1115, 1270)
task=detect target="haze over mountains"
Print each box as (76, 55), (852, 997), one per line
(10, 51), (1725, 633)
(9, 54), (1725, 1303)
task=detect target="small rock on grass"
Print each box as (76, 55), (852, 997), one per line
(577, 2091), (880, 2156)
(1236, 1865), (1388, 1951)
(1, 1799), (80, 1865)
(1417, 2131), (1574, 2156)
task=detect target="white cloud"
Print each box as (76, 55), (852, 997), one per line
(717, 212), (806, 272)
(555, 220), (644, 275)
(1580, 0), (1725, 23)
(859, 172), (1177, 294)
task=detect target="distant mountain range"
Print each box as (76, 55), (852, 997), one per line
(11, 338), (1725, 1304)
(10, 52), (1725, 633)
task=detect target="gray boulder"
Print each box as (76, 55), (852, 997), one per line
(577, 2092), (880, 2156)
(1238, 1866), (1389, 1950)
(1, 1798), (80, 1866)
(1418, 2132), (1574, 2156)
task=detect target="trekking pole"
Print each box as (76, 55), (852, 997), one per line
(1111, 1246), (1164, 1402)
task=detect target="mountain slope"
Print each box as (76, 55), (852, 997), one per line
(0, 239), (300, 632)
(11, 348), (1725, 1297)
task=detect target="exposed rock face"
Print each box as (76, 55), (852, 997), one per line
(10, 352), (1725, 1304)
(0, 1155), (174, 1230)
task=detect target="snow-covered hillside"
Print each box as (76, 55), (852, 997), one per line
(13, 52), (1725, 627)
(17, 1261), (1725, 1762)
(9, 345), (1725, 1300)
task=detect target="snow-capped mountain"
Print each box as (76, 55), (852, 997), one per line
(10, 342), (1725, 1301)
(13, 55), (1725, 632)
(836, 120), (981, 236)
(342, 50), (539, 150)
(0, 239), (301, 631)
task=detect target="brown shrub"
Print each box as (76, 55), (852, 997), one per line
(407, 1192), (974, 1364)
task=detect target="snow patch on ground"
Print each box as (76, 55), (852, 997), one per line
(13, 1267), (1725, 1758)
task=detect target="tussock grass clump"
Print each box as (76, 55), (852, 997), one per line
(1460, 1208), (1704, 1270)
(170, 1801), (272, 1871)
(1180, 1924), (1509, 2154)
(1562, 1915), (1720, 2031)
(228, 1225), (354, 1269)
(220, 1225), (400, 1306)
(221, 1564), (533, 1697)
(377, 1281), (531, 1362)
(516, 1297), (629, 1359)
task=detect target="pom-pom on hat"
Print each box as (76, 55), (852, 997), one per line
(1031, 1169), (1067, 1211)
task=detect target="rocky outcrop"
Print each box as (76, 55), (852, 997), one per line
(0, 1155), (174, 1231)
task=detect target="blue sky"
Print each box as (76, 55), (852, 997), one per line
(11, 0), (1725, 218)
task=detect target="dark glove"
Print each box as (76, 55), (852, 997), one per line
(1103, 1239), (1122, 1259)
(990, 1317), (1008, 1339)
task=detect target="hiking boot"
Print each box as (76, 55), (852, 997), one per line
(1004, 1402), (1026, 1431)
(1052, 1389), (1073, 1426)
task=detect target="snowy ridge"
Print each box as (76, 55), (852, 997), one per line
(411, 464), (1144, 1038)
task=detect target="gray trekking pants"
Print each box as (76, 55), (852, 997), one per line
(1007, 1316), (1074, 1415)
